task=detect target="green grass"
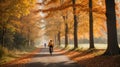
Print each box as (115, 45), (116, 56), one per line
(59, 44), (107, 57)
(0, 46), (37, 65)
(0, 55), (16, 65)
(60, 43), (109, 50)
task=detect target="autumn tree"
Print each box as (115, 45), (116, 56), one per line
(37, 0), (120, 52)
(60, 0), (69, 48)
(103, 0), (120, 55)
(0, 0), (38, 49)
(72, 0), (78, 49)
(89, 0), (95, 49)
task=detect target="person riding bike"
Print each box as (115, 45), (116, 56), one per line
(48, 40), (54, 55)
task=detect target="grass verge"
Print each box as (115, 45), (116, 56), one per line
(0, 46), (37, 65)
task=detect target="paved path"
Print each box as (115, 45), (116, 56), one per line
(24, 48), (81, 67)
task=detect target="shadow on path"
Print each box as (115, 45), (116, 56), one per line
(5, 61), (84, 67)
(25, 61), (83, 67)
(2, 48), (84, 67)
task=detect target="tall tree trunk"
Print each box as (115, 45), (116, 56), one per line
(103, 0), (120, 55)
(60, 0), (69, 48)
(2, 22), (6, 47)
(89, 0), (95, 49)
(62, 16), (69, 48)
(27, 28), (31, 46)
(72, 0), (78, 48)
(64, 16), (69, 48)
(54, 35), (56, 45)
(65, 23), (68, 48)
(2, 25), (5, 47)
(58, 31), (61, 46)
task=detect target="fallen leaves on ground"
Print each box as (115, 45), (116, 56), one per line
(54, 48), (120, 67)
(1, 48), (40, 67)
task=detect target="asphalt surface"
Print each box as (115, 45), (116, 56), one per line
(25, 48), (82, 67)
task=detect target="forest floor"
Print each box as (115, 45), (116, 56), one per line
(56, 48), (120, 67)
(0, 46), (120, 67)
(1, 48), (81, 67)
(0, 47), (40, 67)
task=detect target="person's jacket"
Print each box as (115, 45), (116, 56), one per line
(48, 42), (54, 47)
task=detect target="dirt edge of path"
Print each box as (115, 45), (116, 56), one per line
(0, 48), (41, 67)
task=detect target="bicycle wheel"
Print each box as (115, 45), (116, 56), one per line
(49, 47), (52, 55)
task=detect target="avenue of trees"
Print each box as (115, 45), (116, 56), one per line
(37, 0), (120, 55)
(0, 0), (41, 58)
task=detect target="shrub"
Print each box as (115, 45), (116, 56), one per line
(0, 46), (9, 58)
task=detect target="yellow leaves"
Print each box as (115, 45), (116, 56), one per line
(0, 0), (36, 22)
(10, 20), (22, 33)
(0, 0), (41, 45)
(16, 14), (21, 18)
(11, 20), (22, 27)
(39, 0), (119, 41)
(78, 21), (89, 39)
(23, 0), (28, 4)
(6, 24), (16, 32)
(24, 9), (30, 16)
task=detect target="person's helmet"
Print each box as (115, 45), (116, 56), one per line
(50, 40), (52, 42)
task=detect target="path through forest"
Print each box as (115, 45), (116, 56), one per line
(24, 48), (81, 67)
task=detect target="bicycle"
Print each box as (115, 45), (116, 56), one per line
(49, 46), (53, 55)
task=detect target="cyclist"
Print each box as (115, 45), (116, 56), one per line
(48, 40), (54, 55)
(44, 43), (46, 48)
